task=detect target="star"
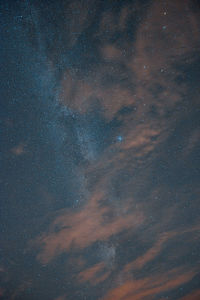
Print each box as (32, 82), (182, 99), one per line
(116, 135), (123, 142)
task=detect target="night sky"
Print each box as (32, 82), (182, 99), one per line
(1, 0), (200, 299)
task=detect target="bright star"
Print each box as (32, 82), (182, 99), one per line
(117, 135), (123, 142)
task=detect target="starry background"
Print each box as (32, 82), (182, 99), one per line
(1, 0), (200, 299)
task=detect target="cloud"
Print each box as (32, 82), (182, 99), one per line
(4, 0), (200, 299)
(179, 289), (200, 300)
(32, 2), (200, 294)
(77, 262), (111, 285)
(102, 267), (197, 300)
(34, 190), (144, 263)
(11, 143), (26, 156)
(124, 232), (177, 272)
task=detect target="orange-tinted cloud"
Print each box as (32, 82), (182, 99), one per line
(124, 231), (177, 273)
(0, 288), (4, 298)
(34, 190), (144, 263)
(11, 143), (26, 156)
(179, 289), (200, 300)
(101, 45), (124, 61)
(10, 281), (32, 300)
(102, 267), (196, 300)
(54, 295), (68, 300)
(128, 0), (200, 125)
(78, 262), (111, 285)
(60, 0), (200, 122)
